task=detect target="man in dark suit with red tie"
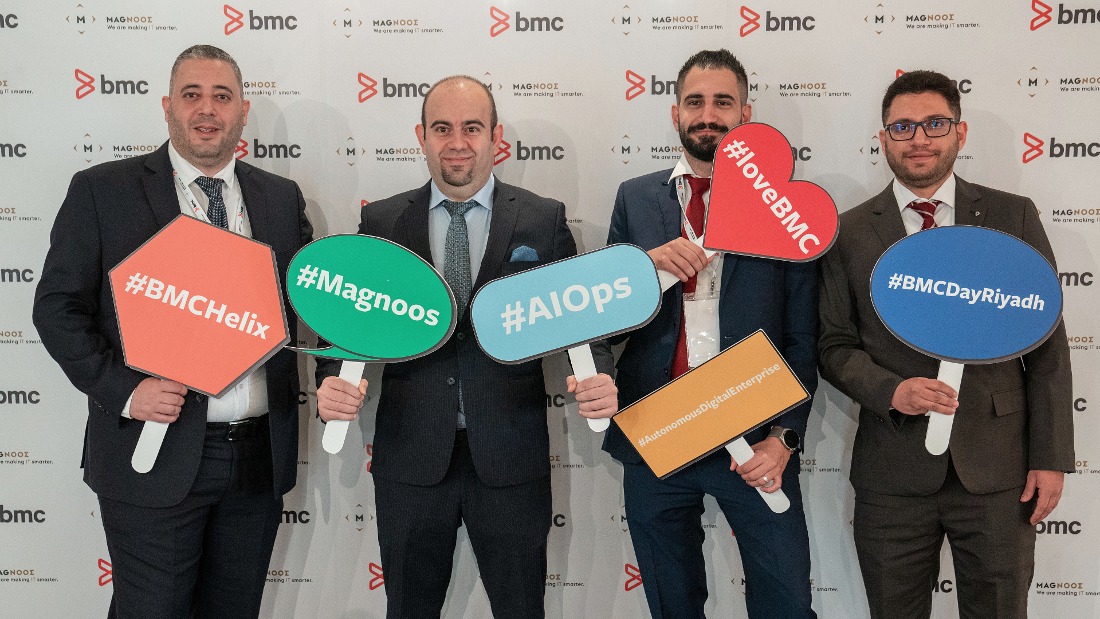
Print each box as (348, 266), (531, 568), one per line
(316, 75), (618, 618)
(33, 45), (312, 617)
(818, 69), (1074, 618)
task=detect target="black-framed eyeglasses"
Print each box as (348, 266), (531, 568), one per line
(883, 117), (959, 141)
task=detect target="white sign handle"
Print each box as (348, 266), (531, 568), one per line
(725, 437), (791, 513)
(322, 360), (366, 454)
(131, 420), (169, 473)
(925, 360), (965, 455)
(567, 344), (610, 432)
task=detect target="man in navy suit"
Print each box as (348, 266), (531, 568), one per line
(316, 76), (618, 618)
(33, 45), (312, 617)
(604, 49), (818, 618)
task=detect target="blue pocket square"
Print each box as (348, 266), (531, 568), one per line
(509, 246), (539, 262)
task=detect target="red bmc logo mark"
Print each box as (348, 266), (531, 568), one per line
(98, 558), (112, 587)
(489, 6), (563, 36)
(224, 4), (297, 35)
(358, 73), (378, 102)
(625, 70), (646, 100)
(624, 563), (643, 591)
(235, 138), (249, 159)
(495, 139), (512, 165)
(1023, 133), (1044, 163)
(368, 562), (385, 590)
(75, 69), (95, 99)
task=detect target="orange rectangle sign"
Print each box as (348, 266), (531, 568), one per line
(613, 330), (809, 478)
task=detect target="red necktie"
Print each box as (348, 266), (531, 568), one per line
(672, 176), (711, 379)
(906, 199), (940, 231)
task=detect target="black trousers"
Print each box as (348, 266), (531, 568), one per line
(100, 418), (283, 619)
(854, 461), (1036, 619)
(374, 430), (552, 619)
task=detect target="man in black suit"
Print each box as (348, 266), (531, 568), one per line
(33, 45), (312, 618)
(818, 70), (1073, 618)
(316, 75), (618, 618)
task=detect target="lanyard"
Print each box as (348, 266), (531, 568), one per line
(173, 169), (247, 235)
(674, 175), (719, 296)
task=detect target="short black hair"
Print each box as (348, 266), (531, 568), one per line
(420, 76), (498, 130)
(676, 49), (749, 104)
(881, 70), (961, 124)
(170, 45), (243, 93)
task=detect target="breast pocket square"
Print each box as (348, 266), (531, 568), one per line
(509, 246), (539, 262)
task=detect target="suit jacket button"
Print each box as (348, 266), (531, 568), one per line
(456, 332), (466, 341)
(446, 377), (456, 386)
(196, 394), (206, 402)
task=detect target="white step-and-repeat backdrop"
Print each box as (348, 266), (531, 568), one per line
(1, 1), (1096, 617)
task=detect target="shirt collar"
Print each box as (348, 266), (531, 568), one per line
(668, 156), (699, 183)
(893, 174), (956, 212)
(429, 174), (496, 211)
(167, 141), (238, 192)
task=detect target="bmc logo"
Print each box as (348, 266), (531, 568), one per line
(0, 390), (41, 404)
(1036, 520), (1082, 534)
(224, 5), (297, 35)
(0, 14), (17, 28)
(739, 6), (816, 37)
(0, 268), (33, 283)
(98, 558), (112, 587)
(1024, 133), (1100, 162)
(368, 562), (385, 590)
(489, 6), (564, 37)
(282, 510), (311, 524)
(74, 69), (149, 99)
(356, 74), (430, 102)
(1, 142), (27, 157)
(1031, 1), (1100, 29)
(624, 70), (678, 100)
(497, 140), (565, 163)
(235, 139), (301, 160)
(624, 563), (643, 591)
(1059, 271), (1094, 286)
(0, 505), (46, 523)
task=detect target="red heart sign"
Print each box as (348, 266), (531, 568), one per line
(703, 123), (838, 262)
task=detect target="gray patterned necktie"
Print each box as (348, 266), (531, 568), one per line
(443, 199), (477, 317)
(195, 176), (228, 229)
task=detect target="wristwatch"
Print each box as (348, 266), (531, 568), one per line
(768, 426), (800, 452)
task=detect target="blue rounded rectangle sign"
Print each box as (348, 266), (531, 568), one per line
(470, 244), (662, 364)
(870, 225), (1063, 364)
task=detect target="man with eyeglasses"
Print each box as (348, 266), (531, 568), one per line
(818, 70), (1073, 618)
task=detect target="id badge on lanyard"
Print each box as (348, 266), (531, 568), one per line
(676, 176), (721, 368)
(174, 171), (247, 235)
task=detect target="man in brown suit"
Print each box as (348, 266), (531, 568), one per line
(818, 70), (1074, 619)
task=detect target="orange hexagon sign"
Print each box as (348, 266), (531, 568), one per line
(109, 215), (289, 397)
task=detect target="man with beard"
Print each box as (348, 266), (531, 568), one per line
(818, 70), (1073, 618)
(603, 49), (818, 618)
(33, 45), (312, 617)
(315, 75), (617, 618)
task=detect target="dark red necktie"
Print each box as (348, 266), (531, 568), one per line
(672, 176), (711, 379)
(906, 199), (941, 231)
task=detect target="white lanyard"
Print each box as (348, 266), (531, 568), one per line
(674, 175), (702, 242)
(173, 170), (247, 235)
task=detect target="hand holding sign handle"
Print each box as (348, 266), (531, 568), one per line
(567, 345), (610, 432)
(321, 361), (367, 454)
(657, 238), (715, 292)
(725, 437), (791, 513)
(925, 361), (964, 455)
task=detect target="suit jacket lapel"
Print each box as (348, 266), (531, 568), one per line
(236, 161), (273, 244)
(394, 183), (434, 265)
(869, 182), (906, 250)
(953, 176), (987, 227)
(473, 182), (519, 290)
(143, 143), (185, 229)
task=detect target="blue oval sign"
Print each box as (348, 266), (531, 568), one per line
(870, 226), (1063, 364)
(470, 244), (662, 364)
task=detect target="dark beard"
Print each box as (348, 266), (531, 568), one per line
(679, 122), (728, 162)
